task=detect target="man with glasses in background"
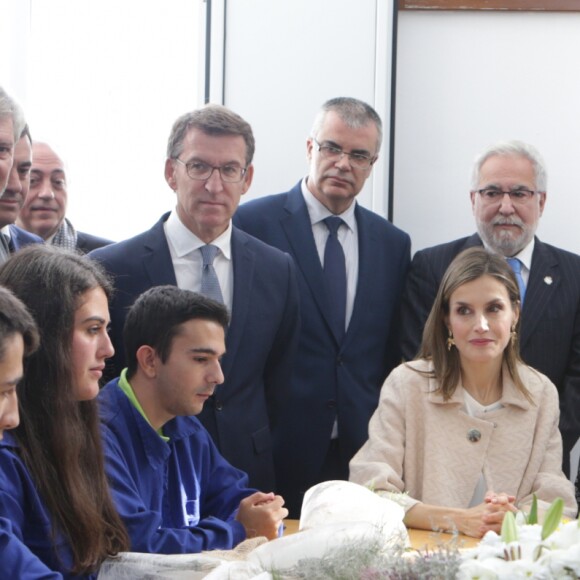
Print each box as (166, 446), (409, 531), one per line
(399, 140), (580, 478)
(234, 97), (411, 516)
(90, 104), (299, 495)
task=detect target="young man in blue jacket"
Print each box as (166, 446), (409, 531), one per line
(98, 286), (287, 554)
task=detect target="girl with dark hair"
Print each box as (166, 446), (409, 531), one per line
(0, 245), (129, 578)
(351, 247), (576, 537)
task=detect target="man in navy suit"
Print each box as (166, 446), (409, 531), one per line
(16, 142), (112, 253)
(90, 105), (300, 493)
(400, 140), (580, 476)
(234, 97), (411, 515)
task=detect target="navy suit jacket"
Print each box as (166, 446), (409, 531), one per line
(234, 181), (411, 513)
(89, 213), (300, 492)
(8, 225), (43, 252)
(400, 233), (580, 474)
(76, 230), (113, 254)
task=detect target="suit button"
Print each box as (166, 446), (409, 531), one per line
(215, 400), (223, 411)
(327, 400), (336, 409)
(467, 428), (481, 442)
(336, 357), (343, 365)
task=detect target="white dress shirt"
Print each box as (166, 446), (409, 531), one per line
(511, 239), (534, 286)
(163, 211), (234, 312)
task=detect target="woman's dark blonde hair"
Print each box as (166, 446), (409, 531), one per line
(417, 247), (530, 402)
(0, 246), (129, 574)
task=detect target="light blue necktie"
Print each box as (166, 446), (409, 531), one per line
(199, 245), (224, 304)
(323, 216), (346, 341)
(507, 257), (526, 304)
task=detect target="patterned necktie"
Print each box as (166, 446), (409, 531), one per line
(507, 257), (526, 305)
(0, 233), (10, 265)
(199, 244), (224, 304)
(323, 216), (346, 341)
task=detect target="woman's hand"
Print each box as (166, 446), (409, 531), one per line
(457, 491), (517, 538)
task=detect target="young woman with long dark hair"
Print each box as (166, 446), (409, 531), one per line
(0, 245), (129, 577)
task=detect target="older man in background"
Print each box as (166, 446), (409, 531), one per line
(0, 88), (42, 260)
(400, 140), (580, 476)
(17, 142), (112, 253)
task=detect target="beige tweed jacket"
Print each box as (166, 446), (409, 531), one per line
(349, 359), (577, 518)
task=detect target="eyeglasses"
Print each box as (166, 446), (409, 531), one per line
(312, 138), (375, 170)
(476, 188), (537, 205)
(175, 158), (248, 183)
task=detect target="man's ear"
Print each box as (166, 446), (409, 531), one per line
(469, 190), (477, 214)
(538, 191), (547, 216)
(240, 163), (254, 195)
(165, 158), (177, 191)
(136, 345), (159, 378)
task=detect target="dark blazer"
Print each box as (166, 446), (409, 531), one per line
(234, 181), (411, 514)
(76, 230), (113, 254)
(400, 233), (580, 474)
(8, 225), (43, 252)
(89, 213), (300, 492)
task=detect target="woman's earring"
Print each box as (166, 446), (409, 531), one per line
(447, 329), (455, 351)
(510, 324), (517, 343)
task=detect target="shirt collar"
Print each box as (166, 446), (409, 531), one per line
(1, 225), (10, 240)
(117, 368), (169, 442)
(165, 210), (232, 259)
(480, 237), (535, 273)
(301, 177), (357, 232)
(510, 238), (534, 273)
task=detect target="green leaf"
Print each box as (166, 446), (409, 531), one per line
(528, 494), (538, 525)
(501, 510), (518, 543)
(541, 497), (564, 540)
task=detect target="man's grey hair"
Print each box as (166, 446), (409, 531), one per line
(166, 104), (255, 166)
(0, 86), (26, 142)
(310, 97), (383, 154)
(470, 140), (547, 192)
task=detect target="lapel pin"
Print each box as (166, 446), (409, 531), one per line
(544, 276), (553, 285)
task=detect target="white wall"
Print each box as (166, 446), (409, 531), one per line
(2, 0), (205, 242)
(394, 11), (580, 256)
(216, 0), (395, 217)
(3, 0), (395, 240)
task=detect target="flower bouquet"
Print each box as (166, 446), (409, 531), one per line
(458, 496), (580, 579)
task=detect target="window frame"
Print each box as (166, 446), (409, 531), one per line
(399, 0), (580, 10)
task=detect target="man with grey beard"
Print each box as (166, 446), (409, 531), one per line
(400, 140), (580, 477)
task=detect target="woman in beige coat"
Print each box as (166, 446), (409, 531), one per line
(350, 247), (576, 538)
